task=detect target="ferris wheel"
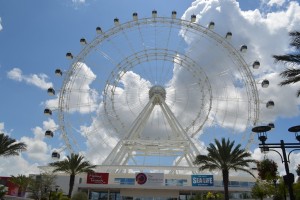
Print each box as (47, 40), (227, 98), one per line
(44, 11), (273, 173)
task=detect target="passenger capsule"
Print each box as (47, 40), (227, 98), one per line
(261, 80), (269, 88)
(44, 108), (52, 115)
(191, 14), (196, 23)
(51, 151), (60, 159)
(266, 101), (275, 109)
(114, 18), (119, 26)
(47, 88), (55, 96)
(132, 12), (138, 21)
(80, 38), (87, 45)
(152, 10), (157, 18)
(208, 22), (215, 30)
(240, 45), (247, 53)
(171, 11), (177, 19)
(225, 32), (232, 40)
(252, 61), (260, 69)
(96, 27), (102, 34)
(55, 69), (62, 76)
(66, 52), (73, 59)
(45, 130), (54, 138)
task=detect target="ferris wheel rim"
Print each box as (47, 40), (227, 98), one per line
(56, 15), (260, 153)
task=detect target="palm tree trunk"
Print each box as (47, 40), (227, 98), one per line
(68, 174), (75, 198)
(222, 169), (230, 200)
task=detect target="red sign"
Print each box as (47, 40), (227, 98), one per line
(86, 173), (109, 184)
(0, 176), (19, 196)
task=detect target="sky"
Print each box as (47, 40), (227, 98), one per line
(1, 0), (300, 177)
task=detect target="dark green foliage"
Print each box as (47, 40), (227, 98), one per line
(26, 173), (57, 200)
(49, 153), (96, 198)
(193, 138), (255, 200)
(273, 31), (300, 97)
(9, 174), (31, 197)
(251, 181), (274, 200)
(0, 185), (7, 199)
(70, 191), (88, 200)
(256, 159), (278, 181)
(296, 164), (300, 176)
(0, 133), (27, 157)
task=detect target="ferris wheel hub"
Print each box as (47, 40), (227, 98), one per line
(149, 85), (166, 104)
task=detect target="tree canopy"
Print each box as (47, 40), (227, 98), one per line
(194, 138), (255, 200)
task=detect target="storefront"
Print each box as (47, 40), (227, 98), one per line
(71, 172), (255, 200)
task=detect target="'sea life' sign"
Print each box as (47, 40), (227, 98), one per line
(191, 175), (214, 186)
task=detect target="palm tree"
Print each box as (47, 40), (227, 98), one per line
(0, 133), (27, 157)
(273, 31), (300, 97)
(9, 174), (31, 197)
(193, 138), (255, 200)
(49, 153), (96, 198)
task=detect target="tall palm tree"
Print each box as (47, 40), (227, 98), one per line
(49, 153), (96, 198)
(273, 31), (300, 97)
(0, 133), (27, 157)
(193, 138), (255, 200)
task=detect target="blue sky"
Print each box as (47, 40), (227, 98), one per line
(1, 0), (300, 176)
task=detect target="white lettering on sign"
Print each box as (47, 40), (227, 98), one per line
(192, 177), (213, 184)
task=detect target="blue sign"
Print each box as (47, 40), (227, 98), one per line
(192, 175), (214, 186)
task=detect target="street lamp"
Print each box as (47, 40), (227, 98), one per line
(252, 125), (300, 200)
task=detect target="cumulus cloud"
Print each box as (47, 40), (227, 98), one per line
(179, 0), (300, 174)
(182, 0), (300, 126)
(72, 0), (85, 3)
(0, 119), (60, 175)
(265, 0), (286, 7)
(0, 122), (4, 132)
(0, 17), (2, 31)
(7, 68), (53, 90)
(0, 156), (41, 176)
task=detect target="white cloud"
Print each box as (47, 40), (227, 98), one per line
(182, 0), (300, 126)
(0, 156), (41, 176)
(0, 122), (4, 132)
(265, 0), (286, 7)
(0, 120), (53, 176)
(0, 119), (60, 175)
(0, 17), (2, 31)
(7, 68), (53, 90)
(72, 0), (85, 4)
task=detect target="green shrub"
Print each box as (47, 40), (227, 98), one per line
(71, 191), (88, 200)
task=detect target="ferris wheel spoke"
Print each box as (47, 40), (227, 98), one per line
(51, 14), (263, 166)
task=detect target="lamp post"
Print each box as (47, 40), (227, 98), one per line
(252, 125), (300, 200)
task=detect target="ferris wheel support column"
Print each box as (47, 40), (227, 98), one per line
(102, 97), (156, 166)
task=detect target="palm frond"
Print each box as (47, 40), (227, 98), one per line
(273, 55), (300, 65)
(289, 31), (300, 49)
(0, 133), (27, 157)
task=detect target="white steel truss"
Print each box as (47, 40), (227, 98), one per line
(102, 87), (201, 174)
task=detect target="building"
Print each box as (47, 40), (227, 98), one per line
(48, 171), (256, 200)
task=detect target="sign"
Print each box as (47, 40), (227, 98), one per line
(87, 173), (109, 184)
(135, 173), (164, 186)
(165, 179), (187, 186)
(0, 176), (19, 196)
(114, 178), (135, 185)
(191, 175), (214, 186)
